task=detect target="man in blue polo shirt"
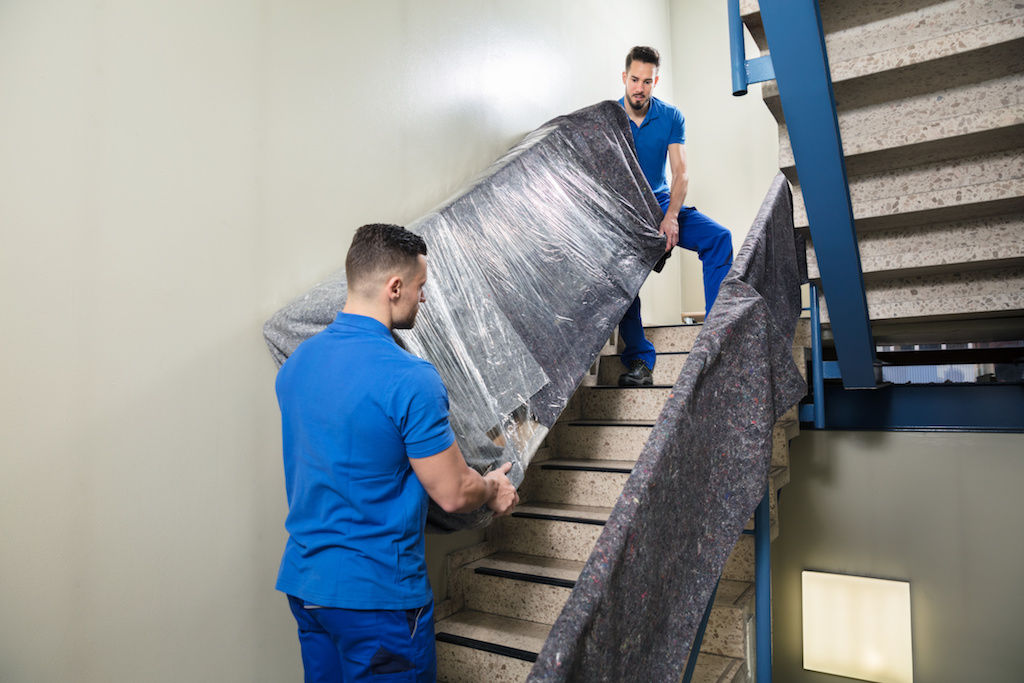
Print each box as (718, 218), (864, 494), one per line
(617, 45), (734, 386)
(275, 223), (519, 682)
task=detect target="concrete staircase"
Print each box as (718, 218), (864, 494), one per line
(742, 0), (1024, 343)
(433, 323), (807, 681)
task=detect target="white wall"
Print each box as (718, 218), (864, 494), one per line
(668, 0), (780, 313)
(0, 1), (676, 680)
(775, 432), (1024, 682)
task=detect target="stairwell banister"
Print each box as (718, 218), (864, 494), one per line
(727, 0), (775, 96)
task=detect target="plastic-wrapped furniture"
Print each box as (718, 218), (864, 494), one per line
(264, 100), (666, 531)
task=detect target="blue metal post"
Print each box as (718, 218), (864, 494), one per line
(755, 488), (772, 682)
(809, 283), (825, 429)
(757, 0), (877, 388)
(728, 0), (775, 97)
(728, 0), (748, 95)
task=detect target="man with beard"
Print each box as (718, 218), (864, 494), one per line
(617, 45), (734, 386)
(274, 223), (519, 681)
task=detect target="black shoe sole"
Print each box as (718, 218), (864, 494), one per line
(618, 376), (653, 387)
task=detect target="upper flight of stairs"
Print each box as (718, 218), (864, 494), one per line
(742, 0), (1024, 343)
(433, 322), (807, 682)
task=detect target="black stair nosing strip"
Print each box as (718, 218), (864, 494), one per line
(473, 566), (577, 589)
(603, 350), (690, 358)
(435, 632), (538, 663)
(590, 384), (674, 390)
(540, 462), (633, 474)
(565, 420), (656, 427)
(644, 322), (703, 329)
(510, 511), (607, 526)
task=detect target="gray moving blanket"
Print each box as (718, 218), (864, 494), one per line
(264, 100), (666, 532)
(528, 173), (807, 681)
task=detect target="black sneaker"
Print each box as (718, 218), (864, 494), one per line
(618, 360), (653, 387)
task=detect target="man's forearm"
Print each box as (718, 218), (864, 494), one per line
(666, 172), (688, 218)
(451, 468), (497, 513)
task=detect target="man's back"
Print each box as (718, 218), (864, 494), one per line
(275, 311), (453, 610)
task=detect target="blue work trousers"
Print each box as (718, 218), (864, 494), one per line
(287, 595), (436, 682)
(619, 198), (733, 371)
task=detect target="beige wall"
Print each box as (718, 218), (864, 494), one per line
(0, 1), (675, 680)
(668, 0), (780, 314)
(775, 431), (1024, 682)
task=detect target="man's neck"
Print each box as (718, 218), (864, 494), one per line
(342, 297), (392, 331)
(624, 99), (651, 126)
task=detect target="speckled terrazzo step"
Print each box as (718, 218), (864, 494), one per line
(630, 323), (704, 353)
(491, 502), (608, 563)
(807, 214), (1024, 281)
(792, 147), (1024, 231)
(490, 499), (769, 585)
(722, 534), (756, 583)
(435, 607), (746, 683)
(519, 457), (783, 535)
(548, 420), (654, 461)
(519, 459), (632, 508)
(581, 385), (673, 422)
(779, 74), (1024, 178)
(548, 420), (793, 467)
(597, 351), (689, 385)
(435, 610), (542, 682)
(701, 579), (755, 660)
(459, 552), (580, 624)
(456, 552), (756, 662)
(747, 0), (1024, 85)
(819, 265), (1024, 323)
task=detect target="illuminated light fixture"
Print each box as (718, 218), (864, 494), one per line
(802, 571), (913, 683)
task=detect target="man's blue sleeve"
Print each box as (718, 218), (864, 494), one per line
(394, 362), (457, 459)
(672, 108), (686, 146)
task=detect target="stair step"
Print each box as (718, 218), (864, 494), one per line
(435, 610), (544, 682)
(819, 265), (1024, 323)
(793, 147), (1024, 231)
(436, 608), (746, 683)
(550, 420), (793, 466)
(722, 534), (755, 583)
(683, 653), (747, 683)
(492, 503), (609, 562)
(520, 461), (631, 508)
(461, 553), (580, 624)
(632, 323), (704, 353)
(702, 579), (755, 660)
(458, 551), (755, 661)
(807, 214), (1024, 281)
(750, 1), (1024, 89)
(780, 74), (1024, 178)
(582, 385), (673, 422)
(549, 421), (654, 461)
(598, 351), (689, 385)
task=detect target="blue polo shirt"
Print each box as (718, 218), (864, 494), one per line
(274, 312), (455, 609)
(619, 96), (686, 196)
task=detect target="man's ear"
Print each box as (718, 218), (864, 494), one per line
(622, 71), (628, 85)
(653, 74), (660, 87)
(385, 274), (403, 301)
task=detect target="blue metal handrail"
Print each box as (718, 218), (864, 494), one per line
(728, 0), (775, 96)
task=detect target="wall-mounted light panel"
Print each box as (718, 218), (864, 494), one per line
(802, 571), (913, 683)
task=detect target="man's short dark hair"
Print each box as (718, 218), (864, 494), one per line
(345, 223), (427, 294)
(625, 46), (660, 70)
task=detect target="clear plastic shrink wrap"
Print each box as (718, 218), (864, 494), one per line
(264, 100), (666, 531)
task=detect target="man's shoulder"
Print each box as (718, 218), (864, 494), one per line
(652, 97), (683, 117)
(389, 346), (445, 388)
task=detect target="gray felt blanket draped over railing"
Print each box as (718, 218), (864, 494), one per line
(528, 173), (808, 682)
